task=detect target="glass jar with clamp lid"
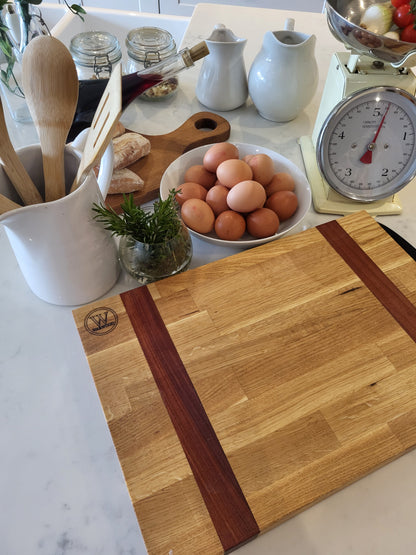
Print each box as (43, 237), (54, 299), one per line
(125, 26), (179, 100)
(70, 31), (122, 80)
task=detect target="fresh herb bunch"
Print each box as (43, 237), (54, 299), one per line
(0, 0), (86, 93)
(92, 190), (183, 244)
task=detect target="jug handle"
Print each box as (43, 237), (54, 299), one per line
(69, 128), (114, 200)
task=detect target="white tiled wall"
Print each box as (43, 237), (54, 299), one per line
(51, 0), (325, 16)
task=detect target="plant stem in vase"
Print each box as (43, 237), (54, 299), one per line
(92, 191), (193, 285)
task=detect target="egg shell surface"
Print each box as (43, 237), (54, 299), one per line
(216, 159), (253, 188)
(183, 164), (216, 189)
(214, 210), (246, 241)
(175, 182), (207, 205)
(203, 142), (239, 173)
(265, 172), (296, 196)
(265, 190), (298, 221)
(226, 180), (267, 213)
(246, 153), (275, 186)
(246, 208), (280, 238)
(181, 198), (215, 233)
(205, 184), (229, 216)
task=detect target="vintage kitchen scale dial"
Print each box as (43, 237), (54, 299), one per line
(299, 0), (416, 215)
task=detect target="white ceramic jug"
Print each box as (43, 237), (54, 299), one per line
(0, 131), (120, 305)
(248, 19), (318, 122)
(196, 23), (248, 111)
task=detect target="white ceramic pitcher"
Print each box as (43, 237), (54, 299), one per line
(0, 131), (120, 305)
(196, 23), (248, 111)
(248, 18), (318, 122)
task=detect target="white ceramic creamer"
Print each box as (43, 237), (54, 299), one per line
(248, 18), (318, 122)
(0, 131), (120, 305)
(196, 23), (248, 111)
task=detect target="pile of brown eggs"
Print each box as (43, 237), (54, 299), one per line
(174, 142), (299, 241)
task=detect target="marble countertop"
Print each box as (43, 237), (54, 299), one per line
(1, 4), (416, 554)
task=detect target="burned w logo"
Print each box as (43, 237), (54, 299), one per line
(84, 307), (118, 336)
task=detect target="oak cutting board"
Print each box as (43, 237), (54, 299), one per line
(73, 211), (416, 554)
(106, 111), (230, 212)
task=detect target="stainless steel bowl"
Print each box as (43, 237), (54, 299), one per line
(325, 0), (416, 67)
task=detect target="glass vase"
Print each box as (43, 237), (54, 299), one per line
(119, 224), (193, 285)
(0, 1), (50, 122)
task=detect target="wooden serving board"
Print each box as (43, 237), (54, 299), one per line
(73, 211), (416, 554)
(106, 111), (230, 212)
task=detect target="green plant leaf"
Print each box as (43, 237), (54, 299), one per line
(92, 190), (183, 244)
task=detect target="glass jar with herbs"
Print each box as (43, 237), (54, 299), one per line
(93, 191), (193, 285)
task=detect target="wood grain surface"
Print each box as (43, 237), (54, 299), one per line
(73, 211), (416, 554)
(105, 112), (231, 212)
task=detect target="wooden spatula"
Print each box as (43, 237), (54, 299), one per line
(70, 63), (122, 194)
(0, 193), (21, 214)
(0, 97), (43, 205)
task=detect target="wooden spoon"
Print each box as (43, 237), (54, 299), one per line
(22, 35), (79, 202)
(0, 97), (42, 205)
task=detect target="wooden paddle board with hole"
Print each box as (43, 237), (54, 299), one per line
(73, 211), (416, 554)
(105, 112), (230, 212)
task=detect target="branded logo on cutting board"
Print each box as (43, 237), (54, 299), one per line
(84, 307), (118, 336)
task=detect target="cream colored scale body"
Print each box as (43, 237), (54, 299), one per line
(299, 52), (416, 215)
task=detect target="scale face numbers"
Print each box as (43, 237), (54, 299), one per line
(316, 86), (416, 201)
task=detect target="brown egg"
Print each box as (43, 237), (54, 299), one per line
(205, 184), (229, 216)
(203, 142), (239, 173)
(175, 182), (207, 206)
(214, 210), (246, 241)
(265, 190), (298, 221)
(181, 198), (215, 233)
(214, 178), (227, 187)
(245, 153), (275, 186)
(226, 180), (266, 213)
(216, 159), (253, 189)
(183, 164), (216, 189)
(265, 172), (296, 196)
(243, 154), (254, 164)
(246, 208), (280, 238)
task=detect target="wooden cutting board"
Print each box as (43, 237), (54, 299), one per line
(106, 111), (230, 212)
(73, 211), (416, 554)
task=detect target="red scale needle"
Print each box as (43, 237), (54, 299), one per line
(360, 103), (391, 164)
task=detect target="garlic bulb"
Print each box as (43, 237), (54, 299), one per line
(360, 3), (394, 35)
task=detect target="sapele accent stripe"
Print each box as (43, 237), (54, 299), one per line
(317, 219), (416, 342)
(120, 286), (260, 553)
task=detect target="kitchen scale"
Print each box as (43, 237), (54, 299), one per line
(299, 0), (416, 215)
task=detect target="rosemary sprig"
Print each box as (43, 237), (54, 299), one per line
(92, 190), (183, 244)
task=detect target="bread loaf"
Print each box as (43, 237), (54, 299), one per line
(113, 132), (151, 170)
(108, 168), (144, 195)
(112, 121), (126, 138)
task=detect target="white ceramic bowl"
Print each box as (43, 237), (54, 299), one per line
(160, 142), (312, 248)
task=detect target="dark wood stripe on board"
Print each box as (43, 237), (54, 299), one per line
(120, 286), (259, 553)
(317, 218), (416, 342)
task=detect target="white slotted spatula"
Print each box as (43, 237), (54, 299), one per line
(70, 63), (122, 194)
